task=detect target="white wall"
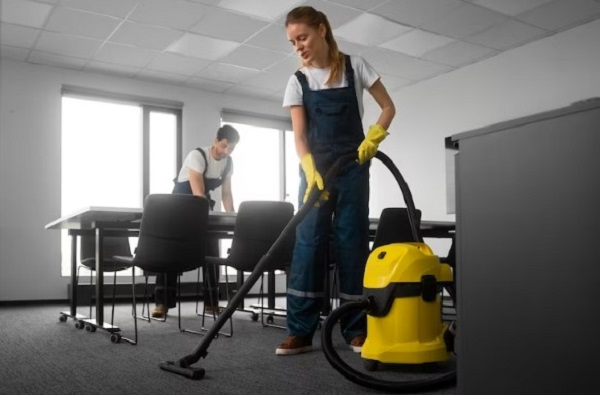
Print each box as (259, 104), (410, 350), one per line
(0, 59), (287, 301)
(1, 18), (599, 301)
(365, 18), (600, 224)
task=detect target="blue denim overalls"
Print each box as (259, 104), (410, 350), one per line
(287, 55), (369, 341)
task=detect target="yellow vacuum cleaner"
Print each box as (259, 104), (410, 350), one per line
(321, 152), (456, 393)
(361, 242), (453, 369)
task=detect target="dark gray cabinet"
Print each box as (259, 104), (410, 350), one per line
(450, 99), (600, 395)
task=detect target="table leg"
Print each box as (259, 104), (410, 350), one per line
(81, 227), (119, 332)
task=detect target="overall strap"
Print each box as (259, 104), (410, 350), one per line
(196, 147), (232, 177)
(344, 54), (355, 87)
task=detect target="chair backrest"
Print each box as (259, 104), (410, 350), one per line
(372, 207), (422, 250)
(80, 235), (132, 269)
(226, 201), (295, 272)
(133, 194), (209, 274)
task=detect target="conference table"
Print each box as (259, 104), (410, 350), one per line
(45, 206), (454, 336)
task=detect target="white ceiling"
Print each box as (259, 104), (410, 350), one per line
(2, 0), (600, 103)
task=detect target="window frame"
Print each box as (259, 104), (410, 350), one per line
(60, 88), (183, 277)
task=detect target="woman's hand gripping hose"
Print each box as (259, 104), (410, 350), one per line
(357, 124), (389, 165)
(301, 153), (329, 205)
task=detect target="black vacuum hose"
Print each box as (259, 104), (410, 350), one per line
(321, 299), (456, 393)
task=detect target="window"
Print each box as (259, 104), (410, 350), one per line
(60, 92), (181, 276)
(220, 110), (297, 210)
(220, 124), (299, 211)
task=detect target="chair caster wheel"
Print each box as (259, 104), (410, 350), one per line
(266, 315), (274, 324)
(110, 333), (122, 343)
(250, 312), (259, 321)
(59, 314), (67, 322)
(85, 324), (97, 332)
(75, 320), (85, 330)
(363, 359), (379, 372)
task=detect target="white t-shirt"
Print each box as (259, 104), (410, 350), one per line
(282, 55), (380, 118)
(176, 146), (232, 182)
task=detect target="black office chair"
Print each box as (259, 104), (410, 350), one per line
(204, 200), (294, 335)
(75, 235), (132, 329)
(372, 207), (422, 249)
(113, 193), (210, 344)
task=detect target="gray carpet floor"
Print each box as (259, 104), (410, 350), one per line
(0, 301), (456, 395)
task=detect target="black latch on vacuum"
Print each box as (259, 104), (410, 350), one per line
(421, 275), (437, 302)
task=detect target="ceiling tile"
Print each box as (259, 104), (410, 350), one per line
(28, 50), (87, 69)
(336, 38), (369, 55)
(0, 23), (40, 48)
(264, 54), (303, 78)
(334, 13), (413, 46)
(242, 70), (291, 91)
(370, 0), (463, 27)
(245, 24), (293, 53)
(379, 73), (415, 91)
(145, 53), (210, 76)
(0, 0), (53, 28)
(60, 0), (138, 18)
(190, 8), (269, 43)
(0, 44), (31, 61)
(217, 0), (303, 22)
(517, 0), (600, 31)
(361, 47), (452, 80)
(326, 0), (389, 12)
(84, 60), (141, 78)
(379, 29), (456, 58)
(35, 31), (102, 59)
(94, 42), (159, 68)
(465, 19), (549, 50)
(201, 62), (261, 83)
(188, 0), (221, 5)
(45, 7), (121, 40)
(219, 45), (289, 70)
(421, 40), (497, 67)
(135, 69), (189, 84)
(129, 0), (208, 30)
(246, 55), (304, 91)
(225, 84), (278, 100)
(186, 77), (234, 93)
(110, 22), (183, 51)
(467, 0), (554, 16)
(166, 33), (240, 60)
(420, 2), (509, 39)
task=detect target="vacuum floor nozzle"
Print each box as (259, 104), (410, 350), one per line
(159, 360), (205, 380)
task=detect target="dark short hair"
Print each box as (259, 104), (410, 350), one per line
(217, 124), (240, 144)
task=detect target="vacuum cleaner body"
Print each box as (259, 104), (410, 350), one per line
(362, 242), (453, 365)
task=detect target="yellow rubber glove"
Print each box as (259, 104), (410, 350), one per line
(357, 124), (389, 165)
(301, 153), (326, 203)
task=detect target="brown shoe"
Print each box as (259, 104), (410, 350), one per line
(276, 335), (312, 356)
(204, 304), (224, 315)
(349, 336), (366, 353)
(151, 304), (167, 318)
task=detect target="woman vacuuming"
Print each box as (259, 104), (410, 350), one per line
(277, 6), (396, 356)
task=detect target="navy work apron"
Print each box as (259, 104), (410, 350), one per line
(287, 55), (370, 341)
(172, 147), (231, 210)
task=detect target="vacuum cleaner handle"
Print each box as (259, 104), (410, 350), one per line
(160, 150), (422, 377)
